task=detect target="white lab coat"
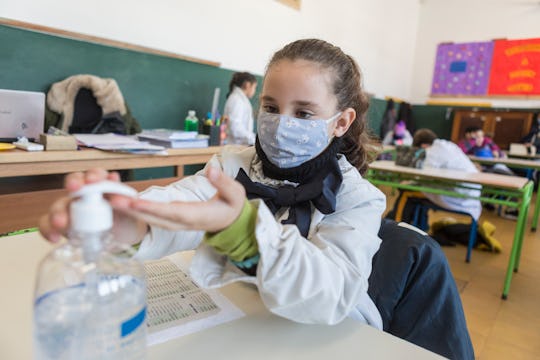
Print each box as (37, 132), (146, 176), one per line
(135, 146), (385, 328)
(423, 139), (482, 220)
(223, 87), (255, 145)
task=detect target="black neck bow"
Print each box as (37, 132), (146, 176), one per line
(235, 160), (343, 237)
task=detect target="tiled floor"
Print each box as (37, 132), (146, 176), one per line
(383, 189), (540, 359)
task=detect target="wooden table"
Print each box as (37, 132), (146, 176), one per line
(0, 146), (222, 178)
(367, 160), (533, 299)
(0, 147), (222, 234)
(0, 231), (442, 360)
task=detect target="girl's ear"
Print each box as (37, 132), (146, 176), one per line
(333, 108), (356, 137)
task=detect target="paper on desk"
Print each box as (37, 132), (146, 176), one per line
(74, 133), (166, 154)
(144, 253), (245, 346)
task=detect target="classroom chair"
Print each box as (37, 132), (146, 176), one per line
(411, 202), (478, 262)
(369, 219), (474, 360)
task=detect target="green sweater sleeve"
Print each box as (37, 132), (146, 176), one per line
(203, 200), (258, 262)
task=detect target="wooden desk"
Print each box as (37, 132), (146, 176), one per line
(0, 232), (442, 360)
(469, 155), (540, 231)
(0, 147), (222, 234)
(0, 146), (222, 178)
(367, 160), (533, 299)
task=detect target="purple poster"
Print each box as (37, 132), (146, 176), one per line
(431, 41), (494, 95)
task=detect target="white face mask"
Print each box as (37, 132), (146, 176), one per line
(257, 111), (341, 168)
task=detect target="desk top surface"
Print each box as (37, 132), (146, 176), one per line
(369, 160), (529, 190)
(0, 232), (440, 360)
(0, 146), (222, 164)
(469, 155), (540, 168)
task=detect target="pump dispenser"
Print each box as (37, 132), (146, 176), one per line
(33, 181), (147, 360)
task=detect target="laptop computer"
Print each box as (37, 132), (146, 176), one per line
(0, 89), (45, 142)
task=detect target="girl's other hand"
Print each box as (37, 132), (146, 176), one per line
(128, 166), (246, 232)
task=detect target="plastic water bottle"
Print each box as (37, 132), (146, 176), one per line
(33, 181), (147, 360)
(184, 110), (199, 132)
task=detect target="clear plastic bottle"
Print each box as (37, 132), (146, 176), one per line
(33, 181), (147, 360)
(184, 110), (199, 132)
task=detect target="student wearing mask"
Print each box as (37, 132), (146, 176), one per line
(39, 39), (473, 360)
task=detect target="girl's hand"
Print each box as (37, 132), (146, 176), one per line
(39, 169), (146, 245)
(126, 166), (246, 232)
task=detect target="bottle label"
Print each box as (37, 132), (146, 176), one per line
(121, 306), (147, 337)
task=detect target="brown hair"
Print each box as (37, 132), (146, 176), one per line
(413, 128), (437, 147)
(227, 72), (257, 98)
(265, 39), (374, 175)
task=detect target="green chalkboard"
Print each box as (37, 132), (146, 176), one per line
(5, 24), (459, 179)
(0, 24), (264, 179)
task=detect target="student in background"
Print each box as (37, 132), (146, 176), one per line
(223, 72), (257, 145)
(387, 128), (482, 224)
(379, 98), (397, 139)
(382, 120), (413, 146)
(459, 126), (514, 176)
(397, 101), (414, 135)
(521, 113), (540, 154)
(467, 127), (504, 158)
(39, 40), (473, 360)
(457, 126), (477, 154)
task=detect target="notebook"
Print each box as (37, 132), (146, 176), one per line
(0, 89), (45, 141)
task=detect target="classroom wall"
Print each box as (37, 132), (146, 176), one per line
(0, 0), (420, 101)
(412, 0), (540, 108)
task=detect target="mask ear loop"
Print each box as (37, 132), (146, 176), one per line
(326, 112), (343, 143)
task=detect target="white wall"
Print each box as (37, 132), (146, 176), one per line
(0, 0), (420, 100)
(413, 0), (540, 108)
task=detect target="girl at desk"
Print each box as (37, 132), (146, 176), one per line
(42, 38), (385, 327)
(40, 39), (473, 359)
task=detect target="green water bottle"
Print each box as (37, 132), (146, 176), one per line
(184, 110), (199, 132)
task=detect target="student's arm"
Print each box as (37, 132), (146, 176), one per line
(191, 168), (386, 327)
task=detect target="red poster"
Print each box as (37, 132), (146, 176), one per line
(488, 38), (540, 95)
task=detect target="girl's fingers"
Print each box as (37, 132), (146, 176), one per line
(64, 169), (119, 192)
(39, 196), (72, 242)
(206, 166), (245, 207)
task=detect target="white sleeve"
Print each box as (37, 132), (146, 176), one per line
(133, 157), (222, 260)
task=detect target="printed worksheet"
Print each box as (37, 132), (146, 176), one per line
(144, 254), (245, 345)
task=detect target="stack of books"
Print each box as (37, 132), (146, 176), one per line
(138, 129), (209, 149)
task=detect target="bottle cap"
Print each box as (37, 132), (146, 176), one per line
(188, 110), (196, 117)
(70, 181), (137, 233)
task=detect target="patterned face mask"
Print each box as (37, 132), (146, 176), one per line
(257, 111), (341, 168)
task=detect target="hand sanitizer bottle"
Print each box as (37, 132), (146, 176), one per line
(33, 181), (147, 360)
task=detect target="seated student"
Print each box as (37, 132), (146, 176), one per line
(387, 128), (482, 225)
(457, 126), (478, 154)
(521, 113), (540, 154)
(458, 126), (503, 158)
(381, 120), (413, 146)
(38, 40), (473, 359)
(458, 126), (514, 176)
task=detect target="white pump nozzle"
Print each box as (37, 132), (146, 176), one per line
(70, 181), (138, 233)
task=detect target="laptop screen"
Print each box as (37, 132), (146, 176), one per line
(0, 89), (45, 142)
